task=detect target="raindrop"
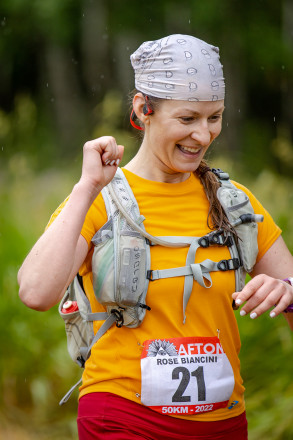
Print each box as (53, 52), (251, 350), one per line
(1, 146), (3, 151)
(238, 109), (241, 113)
(189, 19), (191, 24)
(1, 17), (6, 27)
(273, 116), (276, 122)
(281, 65), (285, 70)
(46, 83), (49, 87)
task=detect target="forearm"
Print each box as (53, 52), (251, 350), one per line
(18, 180), (99, 310)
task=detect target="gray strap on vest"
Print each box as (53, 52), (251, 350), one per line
(183, 238), (203, 322)
(80, 313), (116, 361)
(149, 258), (218, 324)
(150, 260), (217, 282)
(82, 312), (109, 322)
(107, 178), (189, 249)
(59, 378), (83, 406)
(59, 314), (116, 406)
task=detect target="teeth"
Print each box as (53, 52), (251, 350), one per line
(180, 145), (200, 153)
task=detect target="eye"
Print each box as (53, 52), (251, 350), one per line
(209, 114), (222, 122)
(179, 116), (195, 123)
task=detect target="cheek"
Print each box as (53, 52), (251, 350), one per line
(211, 124), (222, 140)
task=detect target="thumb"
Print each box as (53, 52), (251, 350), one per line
(118, 145), (124, 162)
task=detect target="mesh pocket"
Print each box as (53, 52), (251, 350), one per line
(92, 237), (115, 305)
(59, 285), (94, 366)
(217, 186), (259, 272)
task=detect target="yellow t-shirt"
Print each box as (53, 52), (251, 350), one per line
(49, 169), (281, 421)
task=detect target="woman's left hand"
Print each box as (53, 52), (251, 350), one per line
(232, 274), (293, 319)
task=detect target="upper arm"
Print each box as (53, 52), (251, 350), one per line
(252, 235), (293, 279)
(66, 234), (90, 286)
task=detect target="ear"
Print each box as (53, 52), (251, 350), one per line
(133, 93), (150, 127)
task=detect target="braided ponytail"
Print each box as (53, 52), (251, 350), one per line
(195, 160), (236, 236)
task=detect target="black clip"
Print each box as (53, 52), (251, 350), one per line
(211, 168), (230, 180)
(198, 236), (210, 248)
(145, 238), (156, 246)
(111, 309), (124, 328)
(212, 233), (233, 247)
(199, 231), (233, 248)
(76, 356), (85, 368)
(210, 233), (221, 245)
(223, 236), (233, 247)
(138, 303), (151, 311)
(147, 270), (155, 281)
(217, 258), (240, 271)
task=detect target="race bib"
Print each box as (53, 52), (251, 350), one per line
(141, 336), (234, 415)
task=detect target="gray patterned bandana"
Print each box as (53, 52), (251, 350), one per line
(130, 34), (225, 101)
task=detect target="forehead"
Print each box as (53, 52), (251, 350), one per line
(158, 99), (225, 114)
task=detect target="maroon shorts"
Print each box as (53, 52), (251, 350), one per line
(77, 392), (248, 440)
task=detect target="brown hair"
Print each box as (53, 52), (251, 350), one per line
(132, 92), (235, 235)
(196, 160), (235, 235)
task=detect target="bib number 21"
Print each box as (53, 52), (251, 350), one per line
(172, 366), (206, 402)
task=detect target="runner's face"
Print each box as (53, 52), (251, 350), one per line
(144, 99), (224, 175)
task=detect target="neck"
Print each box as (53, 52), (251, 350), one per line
(124, 143), (191, 183)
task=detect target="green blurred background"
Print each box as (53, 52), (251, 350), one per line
(1, 0), (293, 438)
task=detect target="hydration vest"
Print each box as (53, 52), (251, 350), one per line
(59, 168), (263, 404)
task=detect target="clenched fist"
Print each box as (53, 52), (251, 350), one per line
(80, 136), (124, 194)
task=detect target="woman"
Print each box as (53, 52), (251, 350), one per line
(18, 34), (293, 440)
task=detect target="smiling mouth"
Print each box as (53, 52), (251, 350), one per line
(176, 144), (201, 154)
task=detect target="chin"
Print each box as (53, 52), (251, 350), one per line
(175, 162), (200, 174)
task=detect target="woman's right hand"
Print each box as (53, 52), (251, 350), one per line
(80, 136), (124, 194)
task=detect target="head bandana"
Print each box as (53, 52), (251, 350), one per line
(130, 34), (225, 101)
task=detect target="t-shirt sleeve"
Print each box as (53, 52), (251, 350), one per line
(46, 192), (108, 246)
(232, 181), (282, 262)
(80, 193), (108, 244)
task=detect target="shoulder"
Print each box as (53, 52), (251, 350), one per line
(230, 180), (264, 211)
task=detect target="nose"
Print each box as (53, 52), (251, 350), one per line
(190, 121), (211, 147)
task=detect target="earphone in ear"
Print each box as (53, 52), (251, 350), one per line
(130, 95), (154, 130)
(142, 96), (154, 116)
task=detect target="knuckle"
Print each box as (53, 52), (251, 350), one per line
(104, 135), (115, 145)
(83, 141), (92, 151)
(253, 292), (263, 303)
(266, 296), (277, 308)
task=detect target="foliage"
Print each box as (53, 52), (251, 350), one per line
(1, 0), (293, 171)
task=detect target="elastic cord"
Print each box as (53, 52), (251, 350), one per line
(130, 108), (144, 131)
(143, 95), (154, 115)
